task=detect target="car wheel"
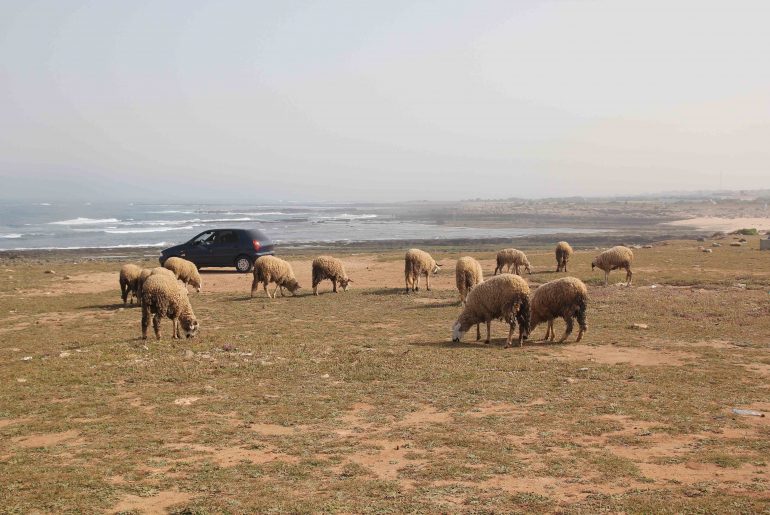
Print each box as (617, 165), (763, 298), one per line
(235, 255), (253, 273)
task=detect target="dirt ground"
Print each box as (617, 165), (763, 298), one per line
(0, 237), (769, 513)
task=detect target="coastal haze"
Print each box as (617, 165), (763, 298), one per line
(2, 0), (770, 203)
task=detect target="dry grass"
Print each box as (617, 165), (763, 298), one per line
(1, 237), (769, 513)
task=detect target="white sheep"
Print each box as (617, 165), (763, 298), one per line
(163, 256), (202, 292)
(529, 277), (588, 343)
(140, 273), (199, 340)
(591, 246), (634, 286)
(494, 248), (531, 276)
(455, 256), (483, 305)
(404, 248), (440, 293)
(119, 264), (142, 305)
(251, 255), (301, 298)
(451, 273), (531, 347)
(555, 241), (574, 273)
(312, 256), (352, 295)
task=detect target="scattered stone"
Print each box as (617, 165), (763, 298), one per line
(730, 242), (742, 247)
(739, 238), (748, 243)
(696, 237), (706, 242)
(642, 245), (653, 249)
(321, 373), (330, 379)
(221, 343), (236, 352)
(565, 377), (577, 384)
(630, 323), (649, 330)
(183, 349), (195, 360)
(734, 283), (747, 289)
(577, 367), (589, 372)
(732, 408), (765, 417)
(204, 385), (217, 393)
(44, 270), (55, 274)
(17, 378), (27, 383)
(21, 356), (32, 361)
(702, 248), (712, 253)
(59, 351), (71, 358)
(173, 397), (199, 406)
(63, 275), (71, 280)
(712, 242), (721, 247)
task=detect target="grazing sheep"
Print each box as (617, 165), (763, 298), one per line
(455, 256), (483, 305)
(529, 277), (588, 343)
(119, 264), (142, 305)
(136, 267), (176, 300)
(140, 274), (199, 340)
(251, 255), (301, 299)
(163, 257), (202, 292)
(404, 249), (441, 293)
(494, 248), (531, 276)
(312, 255), (352, 295)
(555, 241), (574, 272)
(451, 274), (530, 348)
(592, 246), (634, 286)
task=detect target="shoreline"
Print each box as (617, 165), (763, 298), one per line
(0, 229), (705, 261)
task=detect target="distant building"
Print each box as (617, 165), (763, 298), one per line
(761, 238), (770, 251)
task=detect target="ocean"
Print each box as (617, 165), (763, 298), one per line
(0, 201), (597, 251)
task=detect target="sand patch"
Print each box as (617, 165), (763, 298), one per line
(548, 344), (695, 366)
(250, 423), (304, 436)
(111, 490), (192, 515)
(664, 217), (770, 232)
(164, 442), (298, 467)
(399, 405), (453, 426)
(13, 429), (80, 448)
(0, 418), (31, 429)
(347, 438), (425, 481)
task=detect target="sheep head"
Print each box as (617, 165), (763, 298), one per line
(339, 277), (352, 291)
(181, 317), (199, 338)
(285, 278), (302, 295)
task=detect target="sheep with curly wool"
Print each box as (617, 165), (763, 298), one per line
(494, 248), (531, 276)
(555, 241), (574, 272)
(140, 273), (199, 340)
(591, 246), (634, 286)
(451, 273), (530, 347)
(529, 277), (587, 343)
(455, 256), (483, 305)
(312, 255), (352, 295)
(163, 256), (202, 292)
(251, 255), (301, 299)
(404, 248), (441, 293)
(119, 264), (142, 305)
(136, 266), (177, 300)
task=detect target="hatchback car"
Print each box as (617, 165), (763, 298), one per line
(160, 228), (275, 272)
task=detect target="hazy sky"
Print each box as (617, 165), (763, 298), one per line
(1, 0), (769, 202)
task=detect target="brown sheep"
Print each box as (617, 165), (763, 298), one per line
(455, 256), (483, 305)
(141, 274), (199, 340)
(592, 246), (634, 286)
(312, 256), (352, 295)
(451, 274), (530, 347)
(119, 264), (142, 305)
(404, 249), (440, 293)
(251, 255), (301, 298)
(163, 256), (202, 292)
(494, 248), (531, 276)
(555, 241), (573, 272)
(529, 277), (587, 343)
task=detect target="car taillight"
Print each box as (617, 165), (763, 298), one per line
(252, 240), (261, 251)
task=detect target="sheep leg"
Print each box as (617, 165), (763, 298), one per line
(425, 272), (431, 291)
(332, 280), (338, 293)
(414, 274), (420, 291)
(121, 281), (128, 304)
(279, 286), (286, 297)
(505, 323), (515, 348)
(250, 277), (260, 298)
(141, 305), (150, 340)
(626, 266), (633, 286)
(485, 320), (491, 344)
(547, 320), (555, 342)
(173, 318), (179, 339)
(153, 314), (162, 340)
(558, 316), (574, 343)
(604, 271), (609, 286)
(575, 326), (585, 342)
(263, 281), (271, 299)
(475, 323), (481, 341)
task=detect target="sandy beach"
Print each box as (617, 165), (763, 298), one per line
(664, 217), (770, 233)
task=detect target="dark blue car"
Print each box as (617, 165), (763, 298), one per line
(160, 228), (275, 273)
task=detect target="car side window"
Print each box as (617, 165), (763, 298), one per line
(193, 231), (215, 244)
(217, 231), (237, 244)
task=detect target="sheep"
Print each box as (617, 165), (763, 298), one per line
(119, 264), (142, 305)
(163, 256), (202, 292)
(529, 277), (588, 343)
(312, 255), (352, 295)
(493, 248), (531, 276)
(591, 246), (634, 286)
(455, 256), (483, 305)
(136, 266), (176, 300)
(451, 273), (530, 348)
(140, 273), (199, 340)
(404, 248), (441, 293)
(555, 241), (574, 272)
(251, 255), (301, 298)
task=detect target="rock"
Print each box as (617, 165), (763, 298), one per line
(173, 397), (199, 406)
(59, 351), (71, 358)
(642, 245), (653, 249)
(321, 373), (330, 379)
(204, 385), (217, 393)
(702, 248), (712, 253)
(17, 378), (27, 383)
(63, 275), (72, 280)
(44, 270), (56, 274)
(21, 356), (32, 361)
(183, 349), (195, 360)
(630, 323), (649, 330)
(712, 242), (721, 247)
(696, 237), (706, 242)
(221, 343), (236, 352)
(730, 242), (742, 247)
